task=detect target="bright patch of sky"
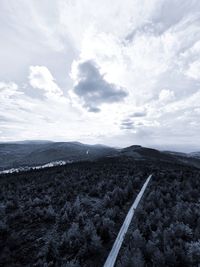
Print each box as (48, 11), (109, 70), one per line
(0, 0), (200, 151)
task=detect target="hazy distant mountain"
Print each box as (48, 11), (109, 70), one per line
(0, 141), (116, 170)
(188, 151), (200, 158)
(119, 145), (176, 161)
(117, 145), (200, 168)
(162, 150), (200, 168)
(1, 141), (200, 170)
(0, 140), (53, 145)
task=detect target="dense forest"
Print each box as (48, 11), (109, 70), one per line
(0, 157), (199, 266)
(0, 157), (152, 267)
(116, 166), (200, 267)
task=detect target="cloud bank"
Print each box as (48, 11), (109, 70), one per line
(0, 0), (200, 151)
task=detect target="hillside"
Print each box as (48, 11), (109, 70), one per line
(0, 141), (116, 170)
(116, 165), (200, 267)
(1, 141), (200, 171)
(0, 156), (199, 266)
(0, 157), (151, 267)
(189, 151), (200, 159)
(119, 145), (200, 169)
(119, 145), (175, 161)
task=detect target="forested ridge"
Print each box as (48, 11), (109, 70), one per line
(0, 157), (199, 266)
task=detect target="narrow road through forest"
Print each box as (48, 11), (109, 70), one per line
(103, 174), (153, 267)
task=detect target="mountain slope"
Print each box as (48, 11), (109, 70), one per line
(1, 141), (200, 170)
(119, 145), (175, 161)
(118, 145), (200, 168)
(0, 141), (116, 170)
(189, 151), (200, 159)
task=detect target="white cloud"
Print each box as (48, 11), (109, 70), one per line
(159, 89), (175, 102)
(58, 0), (161, 48)
(185, 61), (200, 80)
(70, 5), (200, 109)
(0, 80), (122, 143)
(1, 0), (200, 150)
(29, 66), (63, 98)
(0, 81), (22, 98)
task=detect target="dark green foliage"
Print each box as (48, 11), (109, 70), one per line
(0, 157), (149, 267)
(117, 167), (200, 267)
(1, 156), (199, 266)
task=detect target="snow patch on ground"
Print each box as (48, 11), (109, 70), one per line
(0, 160), (71, 174)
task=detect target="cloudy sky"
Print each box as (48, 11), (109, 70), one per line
(0, 0), (200, 151)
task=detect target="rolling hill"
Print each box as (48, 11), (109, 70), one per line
(1, 141), (200, 171)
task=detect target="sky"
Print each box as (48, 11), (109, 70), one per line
(0, 0), (200, 151)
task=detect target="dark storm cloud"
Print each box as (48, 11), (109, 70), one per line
(120, 117), (145, 130)
(73, 60), (128, 112)
(120, 119), (135, 130)
(120, 111), (146, 130)
(88, 106), (101, 113)
(131, 111), (146, 117)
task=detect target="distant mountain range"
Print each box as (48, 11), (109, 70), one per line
(0, 141), (200, 170)
(0, 141), (115, 170)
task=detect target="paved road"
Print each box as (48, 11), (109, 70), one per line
(103, 174), (152, 267)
